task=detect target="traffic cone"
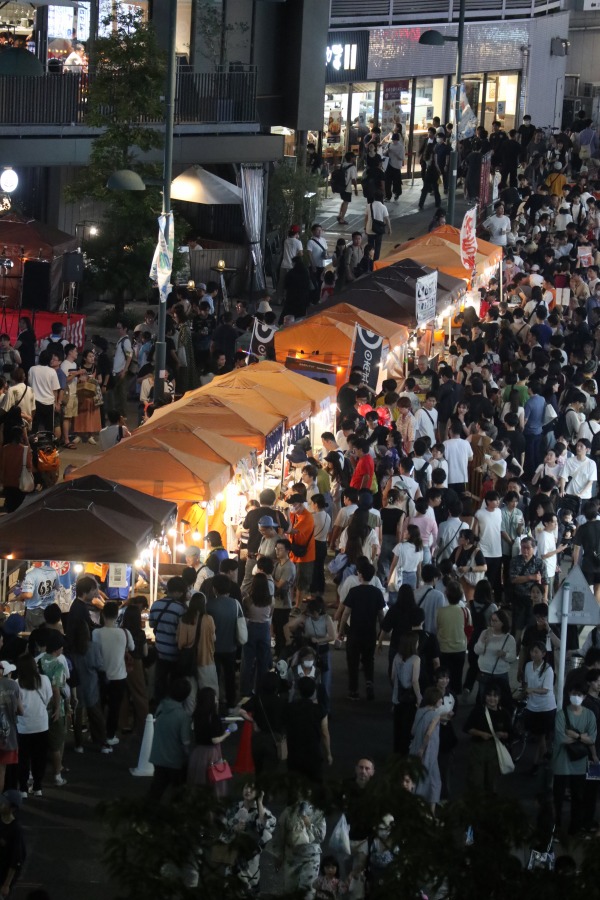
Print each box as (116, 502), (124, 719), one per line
(233, 719), (254, 774)
(130, 714), (155, 777)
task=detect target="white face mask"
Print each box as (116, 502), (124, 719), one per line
(436, 137), (444, 143)
(570, 695), (584, 707)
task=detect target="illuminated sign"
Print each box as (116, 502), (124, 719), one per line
(325, 43), (357, 71)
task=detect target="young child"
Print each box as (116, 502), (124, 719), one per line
(320, 270), (336, 303)
(430, 444), (449, 483)
(314, 855), (345, 900)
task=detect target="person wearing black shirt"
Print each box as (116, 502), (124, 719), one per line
(0, 791), (25, 897)
(468, 323), (485, 364)
(498, 413), (526, 470)
(340, 563), (386, 701)
(517, 116), (535, 147)
(500, 130), (523, 189)
(242, 671), (288, 775)
(337, 372), (363, 423)
(464, 683), (512, 793)
(489, 121), (507, 169)
(241, 490), (288, 595)
(411, 607), (441, 689)
(284, 676), (331, 781)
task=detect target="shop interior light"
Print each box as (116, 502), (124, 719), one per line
(74, 564), (83, 573)
(177, 543), (186, 553)
(192, 530), (201, 541)
(168, 527), (177, 537)
(0, 168), (18, 193)
(134, 558), (143, 567)
(217, 259), (226, 271)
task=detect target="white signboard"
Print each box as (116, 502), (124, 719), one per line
(108, 563), (129, 589)
(548, 565), (600, 626)
(416, 270), (438, 327)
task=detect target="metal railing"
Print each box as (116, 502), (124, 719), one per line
(0, 66), (257, 126)
(330, 0), (563, 23)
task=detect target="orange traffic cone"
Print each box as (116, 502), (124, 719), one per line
(233, 719), (255, 774)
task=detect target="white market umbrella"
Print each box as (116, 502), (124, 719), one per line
(170, 165), (243, 206)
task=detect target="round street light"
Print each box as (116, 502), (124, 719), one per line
(419, 30), (447, 46)
(0, 168), (18, 193)
(106, 169), (147, 191)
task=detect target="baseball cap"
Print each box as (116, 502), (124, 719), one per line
(258, 516), (277, 528)
(290, 225), (300, 234)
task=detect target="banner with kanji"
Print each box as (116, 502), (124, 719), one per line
(250, 319), (277, 359)
(351, 326), (384, 390)
(415, 270), (438, 326)
(460, 206), (478, 272)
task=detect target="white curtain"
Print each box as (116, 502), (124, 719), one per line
(240, 163), (266, 291)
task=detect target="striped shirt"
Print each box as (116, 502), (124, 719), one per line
(149, 597), (187, 661)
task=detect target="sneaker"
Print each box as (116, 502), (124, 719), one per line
(54, 775), (67, 786)
(101, 745), (113, 754)
(71, 436), (81, 444)
(106, 736), (119, 746)
(20, 792), (27, 800)
(74, 746), (84, 754)
(348, 692), (359, 701)
(87, 436), (97, 445)
(32, 790), (42, 797)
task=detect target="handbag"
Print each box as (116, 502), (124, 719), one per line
(93, 382), (104, 407)
(77, 377), (97, 398)
(328, 553), (348, 575)
(177, 614), (203, 677)
(462, 547), (485, 586)
(236, 601), (248, 645)
(370, 203), (387, 235)
(18, 445), (34, 493)
(485, 707), (515, 775)
(462, 606), (474, 643)
(290, 529), (314, 558)
(207, 759), (233, 784)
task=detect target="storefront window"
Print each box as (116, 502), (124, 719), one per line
(414, 77), (445, 131)
(483, 72), (519, 133)
(463, 77), (484, 123)
(349, 81), (376, 148)
(324, 85), (349, 163)
(0, 3), (35, 51)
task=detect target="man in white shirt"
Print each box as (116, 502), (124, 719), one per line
(474, 490), (503, 604)
(337, 151), (358, 225)
(60, 343), (84, 448)
(91, 601), (134, 744)
(559, 439), (597, 500)
(436, 501), (468, 561)
(307, 223), (329, 284)
(536, 512), (565, 601)
(483, 202), (511, 247)
(111, 321), (133, 415)
(364, 192), (390, 261)
(28, 351), (61, 434)
(414, 393), (438, 444)
(443, 422), (473, 492)
(384, 132), (405, 201)
(278, 225), (304, 297)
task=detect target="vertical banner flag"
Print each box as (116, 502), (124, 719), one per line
(351, 326), (384, 390)
(460, 206), (478, 272)
(250, 319), (277, 359)
(416, 271), (438, 326)
(149, 212), (174, 307)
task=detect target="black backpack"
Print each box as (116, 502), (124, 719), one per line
(553, 410), (569, 441)
(330, 165), (347, 195)
(413, 460), (430, 497)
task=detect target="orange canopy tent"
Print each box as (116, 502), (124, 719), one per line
(374, 224), (502, 283)
(212, 361), (334, 414)
(66, 428), (252, 503)
(274, 303), (408, 374)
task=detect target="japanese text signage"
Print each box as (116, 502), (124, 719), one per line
(416, 271), (438, 326)
(325, 31), (368, 83)
(351, 326), (384, 390)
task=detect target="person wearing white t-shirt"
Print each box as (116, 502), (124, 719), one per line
(536, 512), (566, 601)
(474, 491), (503, 603)
(278, 226), (304, 297)
(388, 526), (424, 589)
(523, 644), (556, 764)
(329, 493), (358, 550)
(559, 439), (597, 500)
(483, 202), (511, 247)
(414, 394), (438, 444)
(28, 353), (61, 433)
(60, 344), (85, 449)
(443, 423), (473, 491)
(364, 194), (390, 261)
(91, 602), (134, 745)
(16, 659), (53, 797)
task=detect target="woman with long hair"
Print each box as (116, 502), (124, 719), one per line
(501, 388), (525, 431)
(410, 685), (443, 813)
(120, 604), (149, 736)
(380, 583), (418, 676)
(377, 487), (405, 587)
(391, 632), (421, 754)
(187, 686), (234, 795)
(449, 529), (487, 600)
(74, 348), (102, 442)
(474, 609), (517, 707)
(240, 573), (274, 696)
(69, 619), (112, 754)
(388, 524), (423, 589)
(177, 591), (217, 709)
(16, 653), (52, 797)
(323, 451), (346, 523)
(463, 579), (497, 697)
(173, 302), (197, 393)
(340, 508), (379, 565)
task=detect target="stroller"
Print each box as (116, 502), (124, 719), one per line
(29, 431), (60, 489)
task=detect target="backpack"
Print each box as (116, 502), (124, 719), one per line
(591, 428), (600, 460)
(553, 410), (568, 441)
(413, 460), (430, 497)
(330, 165), (348, 195)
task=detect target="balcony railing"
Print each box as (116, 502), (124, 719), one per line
(0, 66), (257, 127)
(330, 0), (563, 23)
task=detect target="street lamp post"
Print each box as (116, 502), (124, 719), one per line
(419, 0), (466, 226)
(153, 0), (178, 405)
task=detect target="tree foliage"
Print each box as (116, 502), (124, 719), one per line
(64, 10), (166, 303)
(268, 164), (322, 238)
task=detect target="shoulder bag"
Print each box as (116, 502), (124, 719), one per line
(290, 528), (314, 558)
(370, 203), (387, 235)
(207, 759), (233, 784)
(462, 547), (485, 586)
(18, 445), (35, 493)
(235, 600), (248, 645)
(484, 707), (515, 775)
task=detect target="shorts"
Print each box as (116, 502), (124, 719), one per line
(524, 708), (556, 736)
(64, 394), (78, 419)
(48, 715), (66, 752)
(340, 190), (352, 202)
(295, 561), (315, 592)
